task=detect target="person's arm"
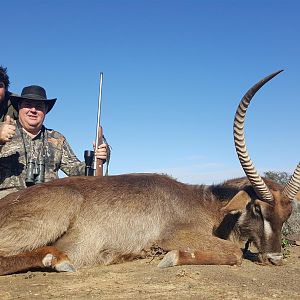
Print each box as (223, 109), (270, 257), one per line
(59, 138), (85, 176)
(59, 135), (108, 177)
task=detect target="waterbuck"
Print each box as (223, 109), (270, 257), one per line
(0, 71), (299, 275)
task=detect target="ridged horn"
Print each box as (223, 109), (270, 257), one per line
(283, 163), (300, 199)
(233, 70), (283, 202)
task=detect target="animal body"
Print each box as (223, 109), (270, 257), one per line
(0, 71), (299, 275)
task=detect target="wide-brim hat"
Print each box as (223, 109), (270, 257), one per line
(10, 85), (57, 114)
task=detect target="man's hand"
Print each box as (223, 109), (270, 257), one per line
(93, 142), (107, 160)
(0, 115), (16, 144)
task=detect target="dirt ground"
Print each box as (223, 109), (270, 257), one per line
(0, 245), (299, 300)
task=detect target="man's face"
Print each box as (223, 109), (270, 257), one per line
(18, 100), (47, 133)
(0, 82), (5, 103)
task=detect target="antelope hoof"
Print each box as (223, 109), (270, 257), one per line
(42, 253), (76, 273)
(158, 250), (179, 268)
(55, 261), (76, 272)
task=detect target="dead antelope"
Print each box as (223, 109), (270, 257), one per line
(0, 71), (299, 276)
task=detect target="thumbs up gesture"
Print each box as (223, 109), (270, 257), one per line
(0, 115), (16, 144)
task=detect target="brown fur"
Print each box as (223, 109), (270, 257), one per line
(0, 173), (293, 275)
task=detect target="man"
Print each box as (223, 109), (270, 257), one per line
(0, 85), (108, 199)
(0, 66), (18, 143)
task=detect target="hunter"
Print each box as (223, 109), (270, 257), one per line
(0, 85), (108, 199)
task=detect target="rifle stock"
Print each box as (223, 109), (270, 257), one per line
(95, 125), (103, 176)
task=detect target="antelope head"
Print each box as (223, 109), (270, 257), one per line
(233, 70), (300, 265)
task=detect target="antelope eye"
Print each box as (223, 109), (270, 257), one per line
(253, 205), (261, 215)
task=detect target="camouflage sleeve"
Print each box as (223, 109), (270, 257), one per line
(59, 138), (85, 176)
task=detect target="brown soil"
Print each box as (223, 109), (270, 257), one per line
(0, 246), (299, 300)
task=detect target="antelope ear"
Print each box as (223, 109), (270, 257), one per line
(221, 190), (251, 214)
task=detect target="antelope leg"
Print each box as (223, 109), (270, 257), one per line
(0, 246), (75, 275)
(158, 233), (243, 268)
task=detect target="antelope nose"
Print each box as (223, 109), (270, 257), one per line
(266, 253), (283, 265)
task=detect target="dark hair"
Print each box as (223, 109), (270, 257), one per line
(0, 65), (10, 89)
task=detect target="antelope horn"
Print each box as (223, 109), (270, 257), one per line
(283, 163), (300, 199)
(233, 70), (283, 202)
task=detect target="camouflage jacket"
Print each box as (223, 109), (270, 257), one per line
(0, 122), (85, 195)
(0, 91), (19, 122)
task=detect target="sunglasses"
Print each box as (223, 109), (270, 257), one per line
(0, 82), (5, 88)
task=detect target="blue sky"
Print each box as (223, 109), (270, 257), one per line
(2, 0), (300, 184)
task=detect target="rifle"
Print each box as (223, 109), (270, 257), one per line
(84, 72), (104, 177)
(93, 72), (104, 176)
